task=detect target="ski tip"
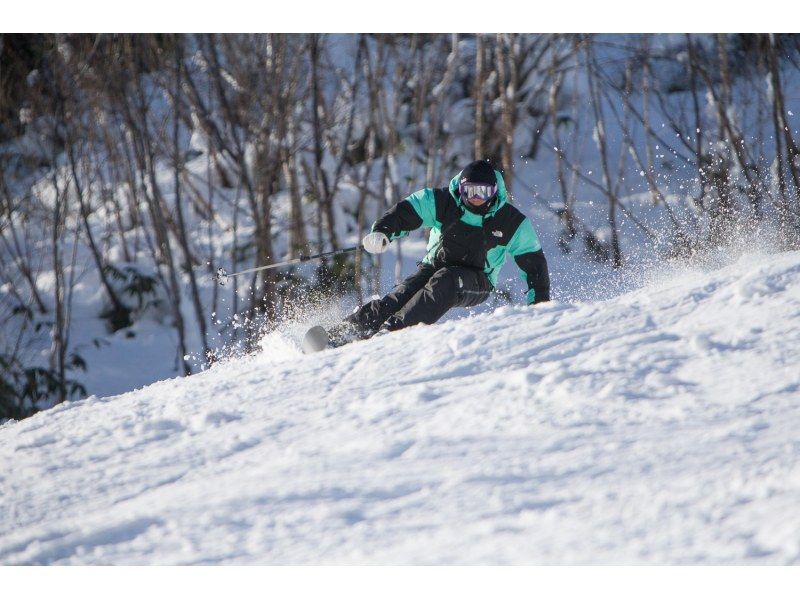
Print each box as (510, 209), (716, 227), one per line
(302, 325), (329, 354)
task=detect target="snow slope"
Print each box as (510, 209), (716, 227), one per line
(2, 251), (800, 564)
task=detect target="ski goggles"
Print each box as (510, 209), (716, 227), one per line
(459, 181), (498, 203)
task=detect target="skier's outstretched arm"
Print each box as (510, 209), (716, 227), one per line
(371, 188), (439, 240)
(507, 218), (551, 305)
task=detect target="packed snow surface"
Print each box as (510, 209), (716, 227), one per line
(2, 252), (800, 564)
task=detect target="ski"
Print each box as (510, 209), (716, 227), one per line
(302, 325), (330, 353)
(302, 322), (372, 353)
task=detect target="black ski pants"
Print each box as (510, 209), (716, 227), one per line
(348, 264), (492, 334)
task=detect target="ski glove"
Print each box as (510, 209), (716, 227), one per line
(362, 231), (390, 254)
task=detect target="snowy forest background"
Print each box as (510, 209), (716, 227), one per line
(3, 33), (800, 420)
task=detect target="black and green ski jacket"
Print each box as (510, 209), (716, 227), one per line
(372, 169), (550, 304)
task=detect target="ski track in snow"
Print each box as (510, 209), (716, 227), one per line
(2, 252), (800, 564)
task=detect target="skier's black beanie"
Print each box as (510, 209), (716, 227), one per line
(460, 160), (497, 185)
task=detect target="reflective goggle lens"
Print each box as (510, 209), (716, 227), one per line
(459, 182), (497, 202)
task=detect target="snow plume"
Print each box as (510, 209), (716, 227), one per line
(199, 283), (356, 366)
(254, 298), (352, 364)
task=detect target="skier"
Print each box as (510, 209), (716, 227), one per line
(329, 160), (550, 345)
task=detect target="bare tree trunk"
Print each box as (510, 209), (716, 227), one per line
(50, 180), (68, 404)
(309, 34), (337, 252)
(548, 36), (576, 246)
(66, 142), (132, 331)
(425, 34), (459, 186)
(495, 33), (516, 193)
(474, 33), (486, 159)
(684, 34), (712, 212)
(230, 185), (242, 341)
(249, 150), (278, 343)
(603, 45), (683, 239)
(753, 39), (770, 222)
(766, 34), (800, 242)
(584, 37), (623, 268)
(0, 183), (48, 313)
(171, 40), (211, 364)
(360, 38), (383, 299)
(708, 34), (736, 245)
(282, 103), (308, 260)
(126, 39), (190, 374)
(640, 36), (660, 208)
(43, 66), (75, 405)
(688, 34), (761, 244)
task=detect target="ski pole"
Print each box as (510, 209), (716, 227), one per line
(214, 245), (362, 286)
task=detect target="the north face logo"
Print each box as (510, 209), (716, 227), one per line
(492, 230), (503, 238)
